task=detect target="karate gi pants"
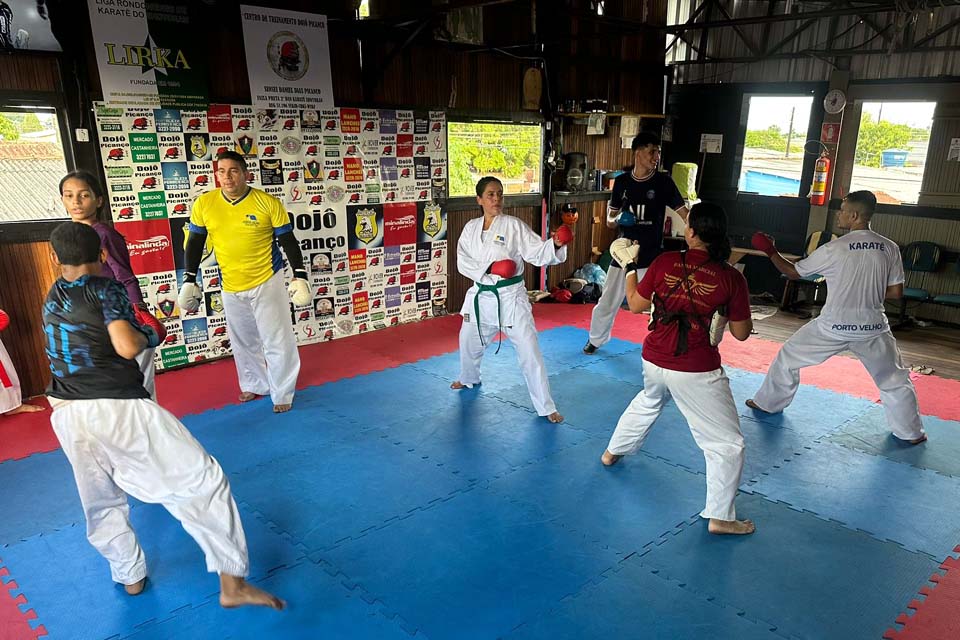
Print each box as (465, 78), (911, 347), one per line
(222, 271), (300, 406)
(752, 321), (924, 441)
(588, 265), (646, 348)
(607, 360), (745, 521)
(457, 304), (557, 417)
(49, 397), (249, 585)
(136, 348), (156, 401)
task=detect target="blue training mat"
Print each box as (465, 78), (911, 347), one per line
(487, 438), (706, 558)
(381, 395), (592, 483)
(747, 440), (960, 559)
(316, 484), (623, 640)
(228, 426), (472, 553)
(506, 553), (781, 640)
(640, 492), (941, 640)
(0, 449), (84, 545)
(0, 502), (305, 640)
(125, 560), (418, 640)
(827, 406), (960, 478)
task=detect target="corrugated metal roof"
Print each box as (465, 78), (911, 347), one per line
(0, 157), (69, 222)
(668, 2), (960, 84)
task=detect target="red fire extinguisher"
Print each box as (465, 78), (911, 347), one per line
(810, 152), (831, 206)
(663, 215), (672, 237)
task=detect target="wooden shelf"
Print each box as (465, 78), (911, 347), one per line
(559, 112), (665, 119)
(553, 190), (612, 205)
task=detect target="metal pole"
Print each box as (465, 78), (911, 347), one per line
(785, 106), (795, 158)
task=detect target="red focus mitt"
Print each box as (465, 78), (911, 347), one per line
(554, 224), (574, 247)
(551, 287), (572, 303)
(0, 309), (8, 332)
(134, 306), (167, 346)
(751, 231), (776, 256)
(490, 259), (516, 279)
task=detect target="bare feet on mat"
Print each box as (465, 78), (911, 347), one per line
(239, 392), (259, 403)
(546, 411), (563, 423)
(601, 450), (622, 466)
(273, 403), (292, 413)
(219, 575), (285, 610)
(3, 403), (45, 415)
(906, 433), (927, 445)
(745, 399), (769, 413)
(451, 381), (478, 390)
(708, 518), (756, 535)
(124, 577), (147, 596)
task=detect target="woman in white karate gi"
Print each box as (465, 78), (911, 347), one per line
(451, 177), (573, 423)
(0, 309), (44, 416)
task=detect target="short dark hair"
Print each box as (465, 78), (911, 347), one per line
(216, 150), (248, 172)
(631, 131), (661, 151)
(50, 221), (103, 266)
(59, 170), (105, 198)
(844, 190), (877, 218)
(476, 176), (503, 197)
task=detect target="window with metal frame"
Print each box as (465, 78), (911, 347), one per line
(0, 105), (70, 223)
(447, 120), (544, 197)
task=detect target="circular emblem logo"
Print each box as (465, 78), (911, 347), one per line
(336, 318), (354, 334)
(646, 189), (656, 200)
(327, 185), (345, 202)
(281, 136), (302, 155)
(268, 32), (309, 81)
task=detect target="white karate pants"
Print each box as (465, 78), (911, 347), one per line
(607, 360), (745, 521)
(49, 397), (249, 585)
(752, 321), (924, 441)
(222, 271), (300, 406)
(588, 265), (646, 348)
(458, 304), (557, 416)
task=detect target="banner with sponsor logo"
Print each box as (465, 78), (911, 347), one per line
(88, 0), (208, 108)
(95, 102), (448, 370)
(240, 6), (334, 111)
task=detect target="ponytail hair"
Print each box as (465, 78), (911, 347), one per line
(688, 202), (731, 263)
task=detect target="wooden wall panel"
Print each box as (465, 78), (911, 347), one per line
(0, 242), (59, 399)
(0, 53), (60, 93)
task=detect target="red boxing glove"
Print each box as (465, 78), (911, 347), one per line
(134, 306), (167, 346)
(0, 309), (9, 332)
(751, 231), (776, 256)
(554, 224), (574, 247)
(489, 259), (516, 279)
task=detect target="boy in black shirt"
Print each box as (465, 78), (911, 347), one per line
(43, 222), (282, 610)
(584, 133), (689, 354)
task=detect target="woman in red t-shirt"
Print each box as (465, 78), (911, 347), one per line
(601, 202), (756, 535)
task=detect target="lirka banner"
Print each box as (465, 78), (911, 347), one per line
(240, 6), (334, 111)
(94, 102), (448, 370)
(88, 0), (207, 108)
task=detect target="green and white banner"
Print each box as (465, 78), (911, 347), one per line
(88, 0), (208, 108)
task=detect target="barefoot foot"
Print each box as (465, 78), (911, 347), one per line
(3, 403), (45, 416)
(708, 518), (756, 535)
(601, 450), (622, 467)
(909, 434), (928, 445)
(546, 411), (563, 423)
(273, 403), (292, 413)
(124, 577), (147, 596)
(239, 392), (260, 403)
(745, 399), (770, 413)
(219, 575), (284, 610)
(450, 381), (476, 390)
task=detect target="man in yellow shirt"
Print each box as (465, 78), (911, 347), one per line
(178, 151), (310, 412)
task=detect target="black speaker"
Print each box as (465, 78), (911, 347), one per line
(563, 152), (589, 192)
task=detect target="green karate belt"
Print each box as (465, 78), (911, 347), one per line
(473, 274), (523, 353)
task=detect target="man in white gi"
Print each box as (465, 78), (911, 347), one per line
(451, 176), (573, 423)
(43, 221), (283, 608)
(584, 132), (689, 355)
(748, 190), (926, 444)
(178, 151), (311, 413)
